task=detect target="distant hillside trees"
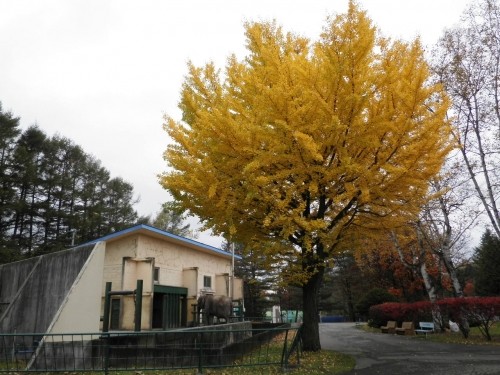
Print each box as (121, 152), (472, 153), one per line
(0, 104), (140, 262)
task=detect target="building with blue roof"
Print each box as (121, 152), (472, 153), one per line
(0, 224), (243, 334)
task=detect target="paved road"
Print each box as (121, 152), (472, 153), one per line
(320, 322), (500, 374)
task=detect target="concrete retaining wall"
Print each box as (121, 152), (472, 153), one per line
(26, 322), (253, 371)
(0, 245), (96, 333)
(0, 257), (40, 317)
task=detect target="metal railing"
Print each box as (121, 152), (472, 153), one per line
(0, 324), (302, 373)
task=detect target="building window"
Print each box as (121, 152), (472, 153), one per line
(154, 267), (160, 284)
(203, 275), (212, 289)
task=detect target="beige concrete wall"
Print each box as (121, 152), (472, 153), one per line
(47, 242), (105, 334)
(216, 273), (230, 296)
(102, 235), (138, 291)
(186, 296), (198, 325)
(100, 232), (236, 330)
(182, 268), (198, 298)
(120, 257), (154, 330)
(233, 278), (244, 300)
(137, 235), (231, 295)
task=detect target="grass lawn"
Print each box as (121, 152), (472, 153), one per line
(2, 344), (355, 375)
(290, 350), (355, 375)
(362, 322), (500, 345)
(424, 323), (500, 345)
(60, 351), (354, 375)
(150, 350), (355, 374)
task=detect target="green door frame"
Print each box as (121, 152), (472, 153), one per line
(153, 285), (188, 328)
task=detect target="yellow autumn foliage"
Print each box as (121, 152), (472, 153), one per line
(161, 2), (452, 279)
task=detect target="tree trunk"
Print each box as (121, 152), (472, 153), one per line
(301, 267), (324, 351)
(419, 262), (443, 331)
(432, 195), (464, 298)
(440, 249), (463, 297)
(420, 262), (437, 304)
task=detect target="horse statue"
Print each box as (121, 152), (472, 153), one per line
(197, 294), (232, 325)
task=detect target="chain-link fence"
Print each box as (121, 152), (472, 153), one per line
(0, 323), (302, 373)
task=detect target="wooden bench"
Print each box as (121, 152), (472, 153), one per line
(395, 321), (414, 335)
(415, 322), (435, 337)
(380, 320), (397, 334)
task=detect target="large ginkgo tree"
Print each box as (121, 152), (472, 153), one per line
(161, 1), (452, 351)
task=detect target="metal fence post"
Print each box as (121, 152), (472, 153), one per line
(103, 333), (110, 375)
(197, 331), (203, 374)
(281, 328), (290, 370)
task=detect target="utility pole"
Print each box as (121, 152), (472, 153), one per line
(231, 241), (235, 300)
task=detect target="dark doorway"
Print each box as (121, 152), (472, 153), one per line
(152, 285), (188, 329)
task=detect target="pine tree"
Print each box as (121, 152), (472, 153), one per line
(474, 229), (500, 296)
(0, 104), (22, 262)
(226, 241), (276, 319)
(150, 201), (196, 238)
(0, 107), (142, 258)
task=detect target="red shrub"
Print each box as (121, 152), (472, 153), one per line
(369, 296), (500, 338)
(368, 301), (432, 327)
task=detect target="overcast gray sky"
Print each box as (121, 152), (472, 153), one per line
(0, 0), (471, 246)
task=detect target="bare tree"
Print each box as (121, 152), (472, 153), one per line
(418, 166), (480, 297)
(390, 165), (478, 335)
(433, 0), (500, 236)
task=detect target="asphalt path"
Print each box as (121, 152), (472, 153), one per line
(319, 322), (500, 374)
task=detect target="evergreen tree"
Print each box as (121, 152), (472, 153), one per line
(38, 135), (86, 252)
(330, 252), (371, 321)
(224, 241), (275, 319)
(356, 287), (397, 319)
(0, 106), (142, 260)
(0, 104), (21, 260)
(474, 229), (500, 296)
(102, 177), (138, 233)
(77, 157), (110, 241)
(150, 201), (196, 238)
(11, 125), (47, 256)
